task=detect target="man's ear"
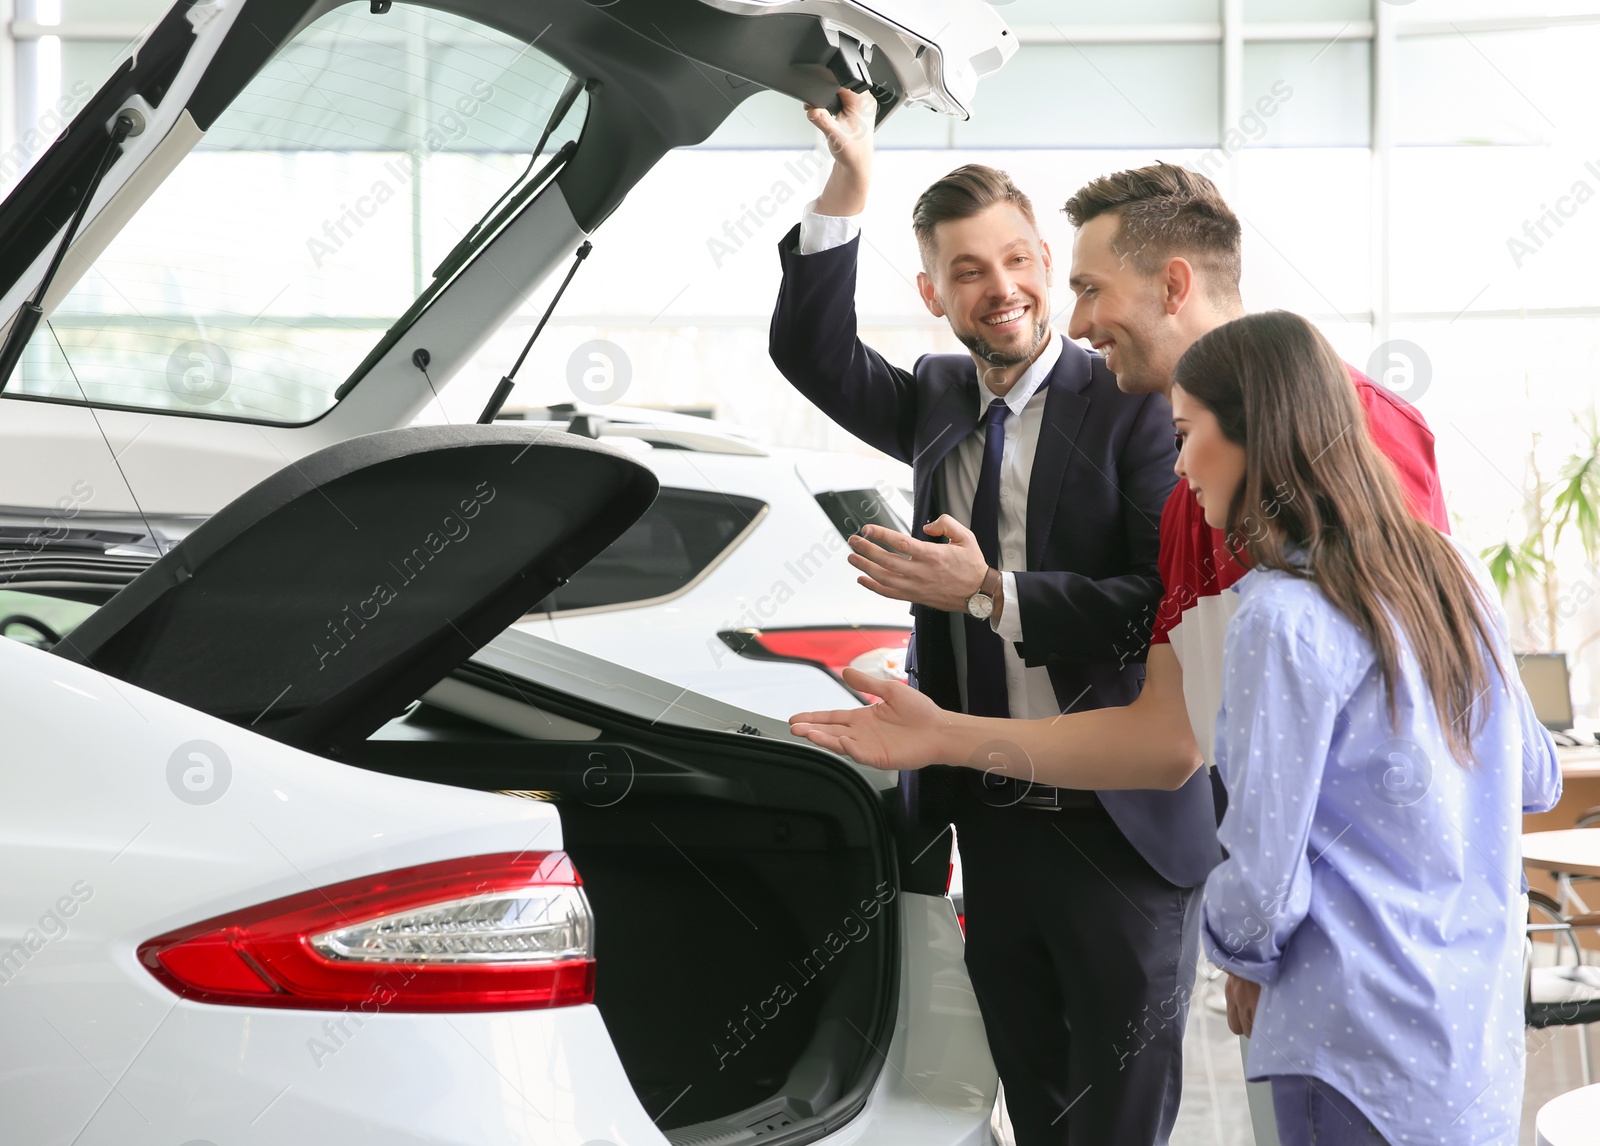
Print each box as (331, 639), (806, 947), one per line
(1163, 256), (1197, 316)
(916, 270), (946, 319)
(1041, 238), (1054, 288)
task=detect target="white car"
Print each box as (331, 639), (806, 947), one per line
(0, 2), (1014, 1144)
(498, 403), (915, 720)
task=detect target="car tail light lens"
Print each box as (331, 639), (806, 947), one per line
(138, 852), (595, 1011)
(719, 626), (910, 700)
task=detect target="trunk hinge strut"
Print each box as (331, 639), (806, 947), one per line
(477, 240), (593, 424)
(0, 111), (139, 394)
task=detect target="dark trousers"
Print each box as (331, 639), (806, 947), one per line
(955, 797), (1201, 1146)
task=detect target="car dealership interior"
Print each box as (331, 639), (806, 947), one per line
(4, 2), (1600, 1144)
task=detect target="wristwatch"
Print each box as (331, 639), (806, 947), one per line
(965, 568), (1001, 621)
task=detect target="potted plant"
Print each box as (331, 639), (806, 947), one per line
(1482, 410), (1600, 657)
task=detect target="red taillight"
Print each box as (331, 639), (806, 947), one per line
(719, 626), (910, 700)
(138, 851), (595, 1012)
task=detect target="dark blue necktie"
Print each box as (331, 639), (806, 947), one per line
(964, 397), (1010, 718)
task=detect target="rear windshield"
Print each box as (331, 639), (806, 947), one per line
(531, 490), (767, 614)
(12, 2), (585, 424)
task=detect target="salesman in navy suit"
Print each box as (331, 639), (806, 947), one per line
(769, 89), (1221, 1145)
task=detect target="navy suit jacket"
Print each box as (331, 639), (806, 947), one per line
(769, 224), (1220, 888)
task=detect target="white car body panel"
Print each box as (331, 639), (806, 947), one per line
(514, 443), (916, 721)
(800, 895), (996, 1146)
(53, 1007), (662, 1146)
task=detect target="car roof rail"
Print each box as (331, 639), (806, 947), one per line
(497, 404), (769, 457)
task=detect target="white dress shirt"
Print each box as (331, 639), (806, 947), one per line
(799, 201), (1064, 720)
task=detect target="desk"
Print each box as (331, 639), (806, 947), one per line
(1524, 749), (1600, 946)
(1557, 745), (1600, 781)
(1524, 830), (1600, 880)
(1523, 746), (1600, 836)
(1536, 1082), (1600, 1146)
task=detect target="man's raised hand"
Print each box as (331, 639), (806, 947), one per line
(805, 86), (877, 217)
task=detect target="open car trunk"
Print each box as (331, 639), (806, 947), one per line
(350, 664), (898, 1142)
(46, 425), (904, 1146)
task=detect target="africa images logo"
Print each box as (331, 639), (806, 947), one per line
(312, 482), (496, 670)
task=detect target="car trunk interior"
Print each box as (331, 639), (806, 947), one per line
(348, 662), (898, 1146)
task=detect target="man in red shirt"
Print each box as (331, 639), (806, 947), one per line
(1058, 165), (1445, 1145)
(1061, 164), (1444, 792)
(791, 162), (1448, 1146)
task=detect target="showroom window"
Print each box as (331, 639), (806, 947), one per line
(8, 2), (585, 423)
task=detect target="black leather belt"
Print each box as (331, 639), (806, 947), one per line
(967, 771), (1099, 811)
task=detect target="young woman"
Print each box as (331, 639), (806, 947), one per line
(791, 311), (1562, 1144)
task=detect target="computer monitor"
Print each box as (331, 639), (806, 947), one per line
(1517, 652), (1575, 732)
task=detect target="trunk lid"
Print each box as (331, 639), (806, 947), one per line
(53, 425), (658, 756)
(0, 0), (1011, 516)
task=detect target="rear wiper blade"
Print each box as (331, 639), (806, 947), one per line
(0, 112), (138, 394)
(429, 74), (593, 286)
(329, 141), (577, 405)
(428, 139), (575, 290)
(470, 72), (589, 243)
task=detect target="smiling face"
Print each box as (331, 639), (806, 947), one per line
(1171, 383), (1246, 530)
(1067, 212), (1198, 397)
(916, 202), (1053, 388)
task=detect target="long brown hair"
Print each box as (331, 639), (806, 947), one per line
(1173, 311), (1503, 766)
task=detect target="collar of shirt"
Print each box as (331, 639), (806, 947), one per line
(1230, 542), (1312, 594)
(976, 328), (1061, 418)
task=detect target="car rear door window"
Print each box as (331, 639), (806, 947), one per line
(532, 490), (766, 614)
(813, 488), (910, 540)
(0, 589), (99, 648)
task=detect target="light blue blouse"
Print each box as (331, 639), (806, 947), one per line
(1202, 548), (1562, 1145)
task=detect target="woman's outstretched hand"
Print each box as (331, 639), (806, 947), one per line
(789, 667), (956, 770)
